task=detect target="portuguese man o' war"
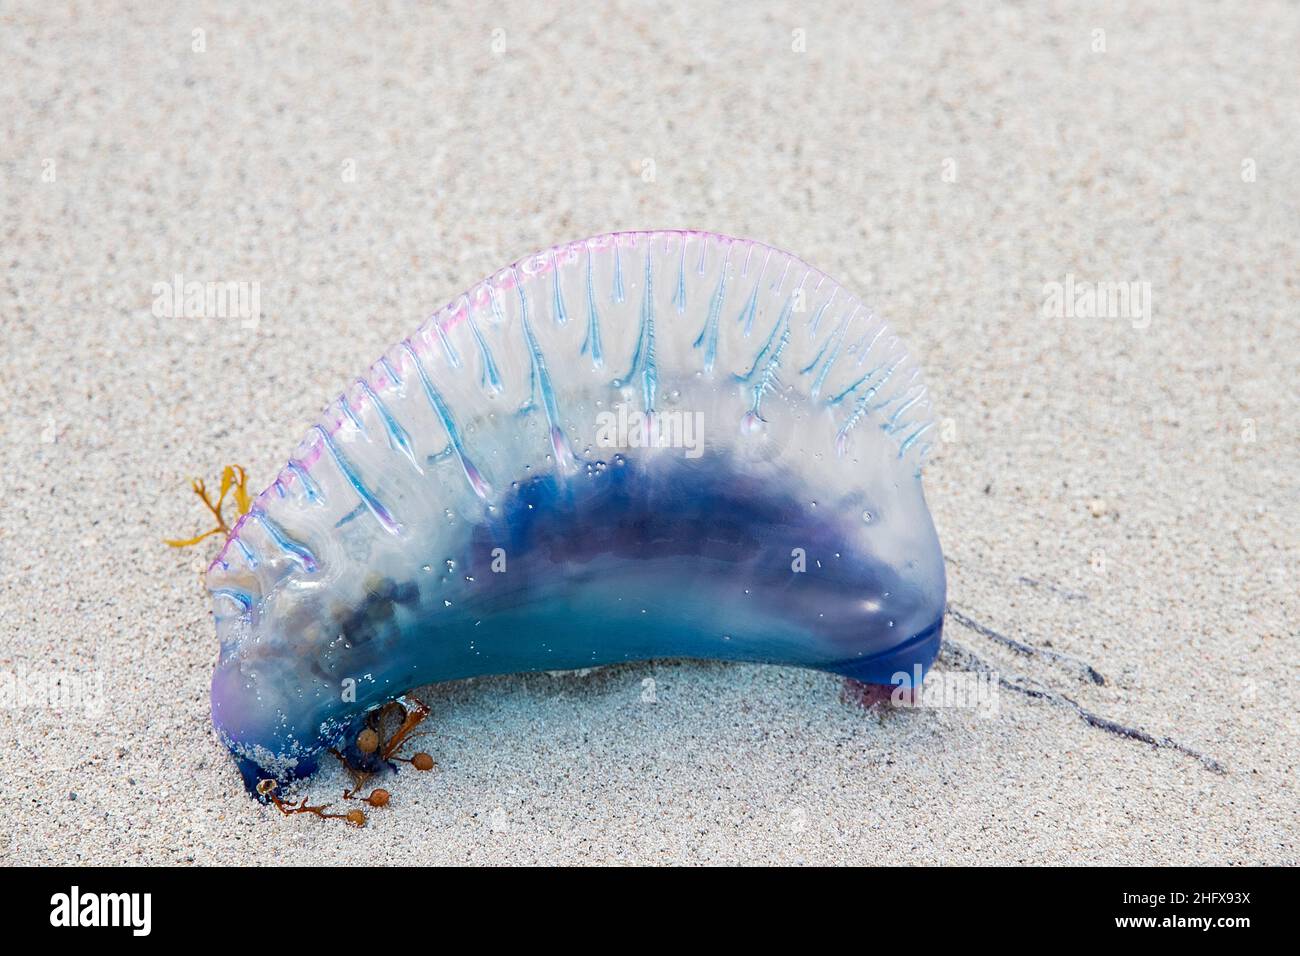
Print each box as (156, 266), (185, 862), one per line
(206, 230), (946, 792)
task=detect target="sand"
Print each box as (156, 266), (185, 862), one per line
(1, 1), (1295, 865)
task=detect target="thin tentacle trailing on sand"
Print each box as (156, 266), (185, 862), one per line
(204, 230), (947, 792)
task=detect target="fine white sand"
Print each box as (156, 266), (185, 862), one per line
(2, 2), (1296, 865)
